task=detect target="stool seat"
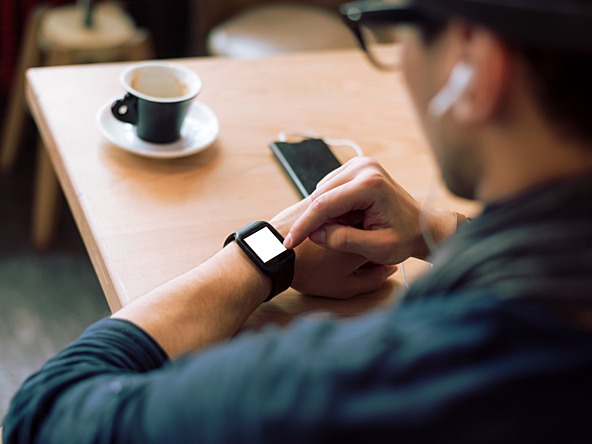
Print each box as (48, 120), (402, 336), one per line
(39, 3), (137, 51)
(207, 3), (357, 58)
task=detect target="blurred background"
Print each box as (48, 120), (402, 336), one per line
(0, 0), (355, 421)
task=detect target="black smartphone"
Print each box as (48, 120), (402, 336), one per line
(269, 138), (342, 197)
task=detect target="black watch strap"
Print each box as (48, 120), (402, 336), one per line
(224, 221), (295, 302)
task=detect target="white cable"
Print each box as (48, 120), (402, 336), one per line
(323, 137), (364, 157)
(400, 262), (409, 289)
(277, 130), (318, 142)
(277, 131), (364, 157)
(418, 174), (442, 256)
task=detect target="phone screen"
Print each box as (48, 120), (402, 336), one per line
(269, 139), (342, 197)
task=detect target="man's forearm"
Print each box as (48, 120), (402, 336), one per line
(112, 242), (271, 359)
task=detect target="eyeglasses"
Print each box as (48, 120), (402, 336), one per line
(340, 0), (427, 71)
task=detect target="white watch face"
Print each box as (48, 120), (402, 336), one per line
(244, 226), (287, 263)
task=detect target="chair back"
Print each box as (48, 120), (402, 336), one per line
(194, 0), (346, 54)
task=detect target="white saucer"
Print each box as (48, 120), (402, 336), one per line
(97, 97), (219, 159)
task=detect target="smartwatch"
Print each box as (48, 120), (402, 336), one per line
(224, 221), (295, 302)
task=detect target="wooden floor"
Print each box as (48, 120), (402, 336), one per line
(0, 114), (109, 422)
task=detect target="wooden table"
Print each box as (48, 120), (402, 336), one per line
(25, 49), (477, 328)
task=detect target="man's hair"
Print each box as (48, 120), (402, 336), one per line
(518, 48), (592, 145)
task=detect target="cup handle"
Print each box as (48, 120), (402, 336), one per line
(111, 93), (138, 124)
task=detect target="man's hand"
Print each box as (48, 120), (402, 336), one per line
(272, 197), (396, 299)
(283, 157), (458, 264)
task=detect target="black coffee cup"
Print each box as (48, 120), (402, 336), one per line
(111, 62), (202, 144)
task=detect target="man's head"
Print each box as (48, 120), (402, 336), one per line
(342, 0), (592, 200)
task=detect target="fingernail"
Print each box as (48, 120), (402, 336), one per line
(310, 228), (326, 245)
(283, 233), (293, 249)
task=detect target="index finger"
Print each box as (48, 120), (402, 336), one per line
(284, 182), (372, 249)
(313, 156), (368, 196)
(313, 160), (351, 191)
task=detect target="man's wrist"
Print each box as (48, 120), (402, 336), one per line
(413, 207), (459, 260)
(455, 212), (469, 226)
(220, 241), (273, 305)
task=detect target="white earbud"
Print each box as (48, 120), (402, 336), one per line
(428, 62), (473, 117)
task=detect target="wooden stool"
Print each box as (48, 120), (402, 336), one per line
(0, 2), (153, 249)
(206, 2), (357, 57)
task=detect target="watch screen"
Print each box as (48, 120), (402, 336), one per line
(244, 227), (287, 263)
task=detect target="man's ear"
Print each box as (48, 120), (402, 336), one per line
(451, 25), (511, 123)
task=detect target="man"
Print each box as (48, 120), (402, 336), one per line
(4, 0), (592, 442)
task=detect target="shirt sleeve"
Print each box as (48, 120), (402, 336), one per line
(4, 295), (592, 444)
(3, 318), (169, 443)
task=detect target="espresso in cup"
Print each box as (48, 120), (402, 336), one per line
(111, 62), (202, 144)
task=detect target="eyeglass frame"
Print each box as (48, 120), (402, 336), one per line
(340, 0), (437, 71)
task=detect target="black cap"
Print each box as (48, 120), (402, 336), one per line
(415, 0), (592, 52)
